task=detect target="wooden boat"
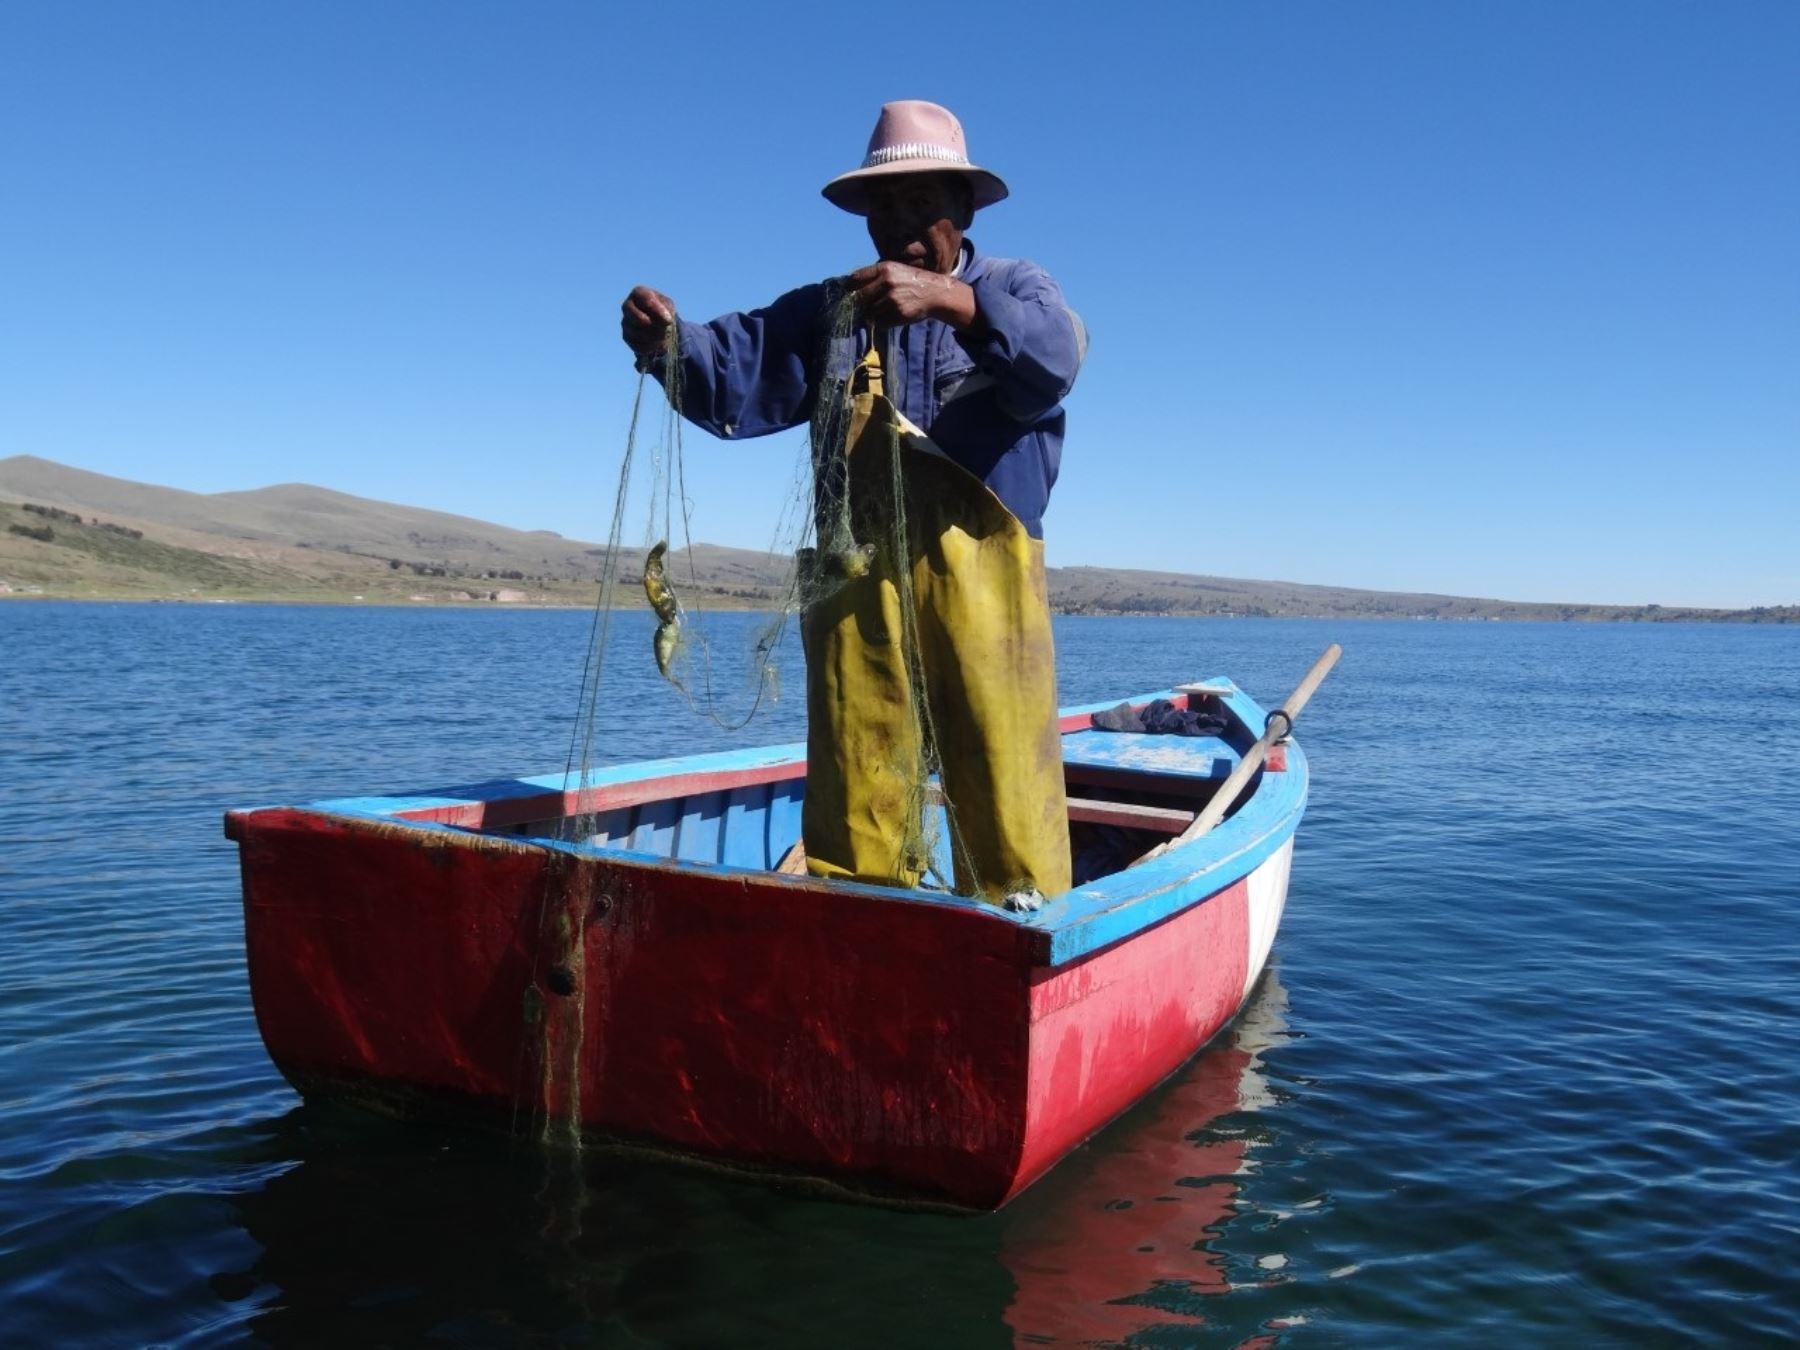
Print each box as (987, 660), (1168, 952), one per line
(226, 677), (1308, 1210)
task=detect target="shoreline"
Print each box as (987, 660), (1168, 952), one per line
(4, 593), (1794, 624)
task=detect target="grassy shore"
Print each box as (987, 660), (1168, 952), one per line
(5, 496), (1794, 623)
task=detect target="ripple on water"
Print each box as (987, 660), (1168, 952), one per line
(1, 608), (1797, 1344)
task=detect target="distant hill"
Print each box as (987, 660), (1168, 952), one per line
(0, 454), (782, 606)
(2, 455), (1793, 621)
(1042, 566), (1797, 623)
(0, 453), (613, 574)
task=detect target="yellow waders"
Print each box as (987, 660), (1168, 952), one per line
(800, 351), (1072, 902)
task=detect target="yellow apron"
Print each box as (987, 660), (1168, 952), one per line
(800, 349), (1071, 902)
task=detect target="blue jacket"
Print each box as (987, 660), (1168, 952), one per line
(659, 241), (1085, 538)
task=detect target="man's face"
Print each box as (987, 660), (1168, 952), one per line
(864, 174), (970, 274)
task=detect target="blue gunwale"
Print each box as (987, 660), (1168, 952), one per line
(233, 678), (1305, 968)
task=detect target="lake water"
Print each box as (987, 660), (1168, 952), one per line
(1, 603), (1795, 1346)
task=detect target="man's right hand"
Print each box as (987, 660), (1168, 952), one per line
(621, 286), (676, 361)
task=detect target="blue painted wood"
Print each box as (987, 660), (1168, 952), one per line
(766, 782), (804, 865)
(305, 684), (1252, 824)
(309, 741), (806, 821)
(583, 807), (632, 845)
(927, 803), (955, 887)
(1212, 684), (1274, 754)
(721, 784), (771, 869)
(304, 687), (1263, 823)
(675, 791), (726, 863)
(1021, 739), (1309, 964)
(551, 741), (803, 791)
(622, 803), (647, 852)
(305, 686), (1251, 823)
(628, 797), (679, 857)
(1061, 729), (1238, 781)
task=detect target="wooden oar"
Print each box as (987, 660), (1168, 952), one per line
(1133, 643), (1342, 866)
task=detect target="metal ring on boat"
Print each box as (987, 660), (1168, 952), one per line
(1265, 708), (1293, 741)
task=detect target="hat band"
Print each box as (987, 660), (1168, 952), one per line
(861, 141), (970, 169)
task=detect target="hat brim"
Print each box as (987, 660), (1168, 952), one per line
(821, 160), (1009, 216)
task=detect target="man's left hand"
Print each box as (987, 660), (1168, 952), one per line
(848, 262), (978, 330)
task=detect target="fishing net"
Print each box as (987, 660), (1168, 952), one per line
(518, 286), (993, 1150)
(552, 288), (969, 891)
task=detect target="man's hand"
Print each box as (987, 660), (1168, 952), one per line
(848, 262), (977, 330)
(621, 286), (676, 361)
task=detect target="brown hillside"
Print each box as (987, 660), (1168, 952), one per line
(2, 455), (1791, 621)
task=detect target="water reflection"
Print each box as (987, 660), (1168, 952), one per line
(219, 972), (1293, 1347)
(1001, 973), (1292, 1346)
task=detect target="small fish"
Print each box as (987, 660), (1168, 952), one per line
(642, 540), (679, 623)
(653, 619), (680, 681)
(829, 542), (877, 580)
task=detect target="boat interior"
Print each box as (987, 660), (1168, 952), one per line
(443, 688), (1266, 889)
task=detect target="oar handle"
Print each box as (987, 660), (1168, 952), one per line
(1264, 641), (1341, 738)
(1134, 643), (1341, 866)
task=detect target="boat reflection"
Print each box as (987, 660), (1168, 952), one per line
(215, 971), (1292, 1346)
(1001, 969), (1292, 1346)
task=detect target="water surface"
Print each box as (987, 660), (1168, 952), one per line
(2, 605), (1795, 1345)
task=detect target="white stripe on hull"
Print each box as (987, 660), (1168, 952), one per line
(1241, 837), (1294, 1000)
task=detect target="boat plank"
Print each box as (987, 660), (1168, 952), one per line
(676, 792), (726, 864)
(766, 782), (804, 870)
(721, 784), (771, 870)
(630, 798), (679, 857)
(584, 807), (632, 846)
(313, 743), (807, 832)
(1064, 797), (1194, 834)
(1061, 729), (1238, 782)
(927, 803), (955, 885)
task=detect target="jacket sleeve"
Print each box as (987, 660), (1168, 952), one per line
(658, 283), (826, 440)
(960, 261), (1087, 422)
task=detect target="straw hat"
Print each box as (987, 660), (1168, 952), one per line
(821, 100), (1009, 216)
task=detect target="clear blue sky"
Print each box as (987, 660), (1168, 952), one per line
(2, 2), (1794, 607)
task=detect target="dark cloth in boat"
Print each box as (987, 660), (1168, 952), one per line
(1070, 823), (1143, 886)
(1091, 698), (1229, 738)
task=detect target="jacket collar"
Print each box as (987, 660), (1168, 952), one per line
(957, 238), (988, 283)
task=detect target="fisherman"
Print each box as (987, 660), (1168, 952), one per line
(621, 100), (1083, 908)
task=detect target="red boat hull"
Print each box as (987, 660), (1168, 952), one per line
(231, 681), (1306, 1209)
(235, 809), (1279, 1209)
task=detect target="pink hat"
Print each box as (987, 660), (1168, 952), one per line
(821, 100), (1009, 216)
